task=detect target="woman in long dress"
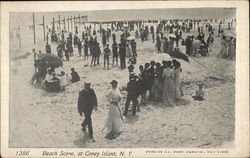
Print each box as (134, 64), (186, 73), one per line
(103, 80), (123, 139)
(162, 37), (169, 53)
(151, 62), (162, 101)
(172, 60), (190, 105)
(167, 37), (174, 55)
(125, 43), (132, 58)
(217, 36), (228, 58)
(226, 37), (235, 59)
(161, 61), (176, 106)
(172, 60), (183, 100)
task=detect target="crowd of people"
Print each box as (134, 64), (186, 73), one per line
(30, 17), (235, 142)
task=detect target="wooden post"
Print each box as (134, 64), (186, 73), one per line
(64, 17), (66, 31)
(78, 14), (81, 31)
(53, 17), (55, 33)
(73, 16), (76, 31)
(70, 16), (73, 30)
(32, 13), (36, 44)
(42, 15), (46, 41)
(67, 16), (70, 32)
(58, 14), (61, 33)
(18, 25), (21, 48)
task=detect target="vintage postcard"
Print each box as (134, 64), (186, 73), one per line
(1, 1), (249, 158)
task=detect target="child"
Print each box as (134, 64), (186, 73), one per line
(70, 68), (80, 83)
(59, 71), (68, 91)
(128, 56), (137, 65)
(192, 84), (205, 101)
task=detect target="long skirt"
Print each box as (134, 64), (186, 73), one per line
(161, 77), (176, 106)
(104, 103), (123, 134)
(151, 78), (162, 100)
(227, 45), (235, 59)
(218, 45), (227, 58)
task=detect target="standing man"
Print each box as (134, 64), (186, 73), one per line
(156, 35), (161, 53)
(77, 82), (98, 142)
(119, 42), (126, 69)
(81, 32), (85, 42)
(112, 41), (119, 66)
(96, 42), (102, 65)
(112, 33), (116, 43)
(123, 74), (139, 116)
(57, 44), (63, 60)
(150, 25), (155, 43)
(45, 42), (51, 54)
(83, 39), (89, 60)
(185, 36), (192, 56)
(103, 44), (111, 69)
(77, 39), (82, 57)
(130, 39), (137, 57)
(102, 29), (107, 47)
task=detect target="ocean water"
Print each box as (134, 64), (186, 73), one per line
(9, 8), (235, 51)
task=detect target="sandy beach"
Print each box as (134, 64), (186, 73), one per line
(9, 23), (235, 148)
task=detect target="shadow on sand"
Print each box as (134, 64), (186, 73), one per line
(73, 131), (89, 148)
(124, 115), (139, 125)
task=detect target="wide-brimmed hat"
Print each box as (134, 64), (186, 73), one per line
(129, 76), (137, 81)
(110, 80), (118, 85)
(84, 81), (91, 86)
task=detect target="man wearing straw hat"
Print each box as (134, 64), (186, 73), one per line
(77, 81), (98, 142)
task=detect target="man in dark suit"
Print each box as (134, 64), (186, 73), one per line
(45, 42), (51, 54)
(112, 41), (119, 65)
(77, 39), (82, 57)
(147, 61), (155, 100)
(77, 82), (98, 142)
(123, 74), (139, 116)
(119, 42), (126, 69)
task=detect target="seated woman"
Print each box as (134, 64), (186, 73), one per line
(44, 70), (61, 92)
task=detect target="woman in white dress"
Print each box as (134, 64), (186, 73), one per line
(103, 80), (123, 139)
(125, 43), (132, 58)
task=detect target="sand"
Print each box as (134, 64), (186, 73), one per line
(9, 28), (235, 148)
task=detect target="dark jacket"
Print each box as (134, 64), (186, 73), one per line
(112, 43), (118, 56)
(71, 71), (80, 83)
(78, 88), (97, 112)
(46, 44), (51, 54)
(127, 80), (139, 97)
(119, 43), (126, 57)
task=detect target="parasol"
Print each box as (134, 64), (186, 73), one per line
(37, 53), (63, 68)
(127, 36), (135, 40)
(169, 34), (176, 39)
(169, 48), (190, 62)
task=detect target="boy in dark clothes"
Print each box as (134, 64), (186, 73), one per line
(71, 68), (80, 83)
(112, 41), (119, 65)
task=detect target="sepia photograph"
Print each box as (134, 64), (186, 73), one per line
(1, 1), (249, 158)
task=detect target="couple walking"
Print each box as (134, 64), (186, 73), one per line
(77, 80), (123, 142)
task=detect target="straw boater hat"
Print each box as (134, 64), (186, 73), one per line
(84, 80), (91, 86)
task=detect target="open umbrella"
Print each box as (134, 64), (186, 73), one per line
(169, 34), (176, 38)
(127, 35), (135, 40)
(37, 53), (63, 68)
(169, 48), (190, 62)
